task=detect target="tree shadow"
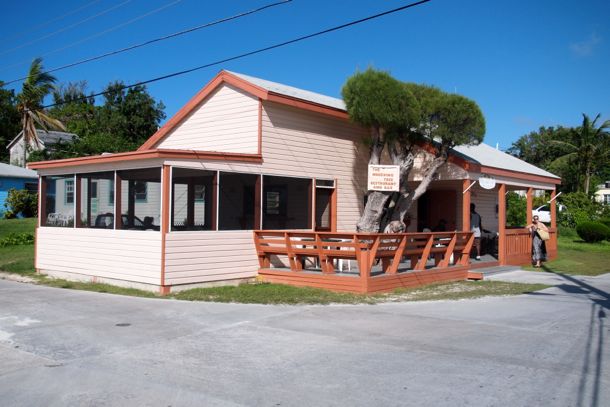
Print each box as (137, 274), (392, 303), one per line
(540, 265), (607, 407)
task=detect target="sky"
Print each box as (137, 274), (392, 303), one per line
(1, 0), (608, 150)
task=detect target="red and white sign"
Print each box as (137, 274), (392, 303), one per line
(368, 165), (400, 192)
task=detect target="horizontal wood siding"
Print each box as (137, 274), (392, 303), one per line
(157, 84), (259, 153)
(261, 102), (370, 231)
(36, 227), (162, 285)
(471, 184), (498, 232)
(164, 231), (258, 285)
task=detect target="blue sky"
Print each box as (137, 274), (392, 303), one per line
(1, 0), (608, 150)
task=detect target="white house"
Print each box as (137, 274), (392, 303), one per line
(8, 129), (76, 167)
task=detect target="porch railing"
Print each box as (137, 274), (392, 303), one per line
(253, 230), (474, 278)
(504, 227), (557, 265)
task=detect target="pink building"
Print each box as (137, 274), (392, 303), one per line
(30, 71), (561, 294)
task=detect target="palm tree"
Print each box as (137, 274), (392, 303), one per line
(16, 57), (65, 167)
(551, 113), (610, 194)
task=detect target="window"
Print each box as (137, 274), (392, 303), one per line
(263, 175), (311, 230)
(134, 181), (147, 202)
(77, 172), (114, 228)
(65, 180), (74, 204)
(604, 194), (610, 205)
(117, 168), (161, 231)
(171, 168), (216, 231)
(218, 172), (258, 230)
(24, 182), (38, 193)
(109, 181), (115, 205)
(41, 175), (74, 227)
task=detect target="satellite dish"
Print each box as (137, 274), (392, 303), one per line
(479, 176), (496, 190)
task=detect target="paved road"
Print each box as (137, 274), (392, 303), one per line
(0, 274), (608, 407)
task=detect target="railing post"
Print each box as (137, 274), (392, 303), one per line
(498, 183), (506, 265)
(415, 234), (434, 270)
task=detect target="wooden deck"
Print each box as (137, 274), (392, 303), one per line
(253, 231), (477, 293)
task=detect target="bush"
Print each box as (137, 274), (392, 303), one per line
(0, 232), (35, 247)
(576, 221), (610, 243)
(506, 192), (526, 227)
(599, 218), (610, 229)
(3, 188), (37, 218)
(558, 192), (604, 228)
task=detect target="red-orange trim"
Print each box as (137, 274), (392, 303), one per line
(550, 189), (557, 229)
(160, 165), (170, 291)
(28, 149), (262, 170)
(526, 187), (533, 225)
(138, 70), (349, 151)
(462, 179), (471, 232)
(480, 166), (561, 185)
(497, 183), (506, 265)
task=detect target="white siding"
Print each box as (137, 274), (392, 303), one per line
(260, 102), (369, 231)
(156, 84), (259, 153)
(37, 227), (162, 285)
(471, 184), (499, 232)
(164, 231), (257, 285)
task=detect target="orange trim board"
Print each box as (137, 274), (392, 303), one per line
(28, 149), (263, 170)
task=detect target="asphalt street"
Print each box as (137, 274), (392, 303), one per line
(0, 273), (608, 407)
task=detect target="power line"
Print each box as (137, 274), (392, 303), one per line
(39, 0), (432, 111)
(3, 0), (292, 86)
(0, 0), (134, 57)
(0, 0), (102, 42)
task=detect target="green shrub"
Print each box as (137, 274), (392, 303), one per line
(506, 192), (526, 227)
(558, 192), (604, 228)
(0, 232), (35, 247)
(599, 218), (610, 229)
(4, 188), (37, 218)
(576, 221), (610, 243)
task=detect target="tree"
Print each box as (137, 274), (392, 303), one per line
(342, 69), (485, 232)
(16, 58), (65, 167)
(507, 126), (578, 192)
(550, 114), (610, 194)
(341, 68), (420, 232)
(0, 82), (21, 163)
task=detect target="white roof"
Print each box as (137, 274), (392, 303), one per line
(452, 143), (560, 179)
(227, 71), (346, 110)
(227, 70), (559, 180)
(0, 162), (38, 179)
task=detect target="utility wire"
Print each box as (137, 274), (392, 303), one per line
(0, 0), (102, 42)
(0, 0), (184, 74)
(3, 0), (292, 86)
(0, 0), (134, 57)
(39, 0), (432, 111)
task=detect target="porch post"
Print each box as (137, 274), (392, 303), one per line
(75, 175), (82, 227)
(160, 165), (171, 293)
(550, 189), (557, 229)
(497, 183), (506, 265)
(526, 187), (533, 225)
(462, 179), (471, 232)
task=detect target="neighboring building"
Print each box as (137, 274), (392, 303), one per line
(594, 181), (610, 205)
(7, 129), (76, 167)
(0, 162), (38, 217)
(29, 70), (561, 294)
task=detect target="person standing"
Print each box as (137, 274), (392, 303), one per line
(470, 203), (483, 260)
(526, 215), (548, 267)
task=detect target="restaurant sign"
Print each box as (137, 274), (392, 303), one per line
(368, 165), (400, 192)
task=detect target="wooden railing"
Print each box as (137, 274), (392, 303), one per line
(253, 230), (474, 277)
(504, 227), (557, 265)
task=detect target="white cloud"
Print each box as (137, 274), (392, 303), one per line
(569, 33), (601, 57)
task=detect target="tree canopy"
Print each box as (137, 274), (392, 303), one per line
(341, 68), (485, 232)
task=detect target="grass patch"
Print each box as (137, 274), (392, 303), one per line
(173, 283), (377, 305)
(39, 278), (159, 298)
(0, 245), (35, 276)
(524, 234), (610, 276)
(388, 280), (550, 302)
(0, 218), (36, 238)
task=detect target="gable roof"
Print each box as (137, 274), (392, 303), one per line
(453, 143), (560, 180)
(0, 162), (38, 179)
(226, 71), (346, 111)
(7, 129), (77, 150)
